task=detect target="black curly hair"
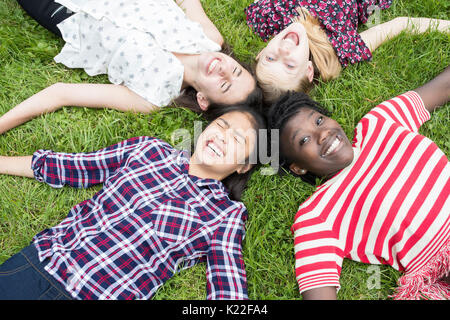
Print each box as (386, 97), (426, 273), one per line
(268, 91), (331, 185)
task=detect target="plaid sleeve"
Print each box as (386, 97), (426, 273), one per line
(31, 136), (156, 188)
(206, 206), (248, 300)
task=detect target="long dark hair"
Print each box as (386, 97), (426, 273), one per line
(206, 104), (267, 201)
(172, 43), (263, 116)
(268, 91), (331, 185)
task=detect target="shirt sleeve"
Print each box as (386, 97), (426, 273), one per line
(292, 213), (343, 294)
(31, 136), (156, 188)
(206, 206), (248, 300)
(245, 0), (297, 42)
(322, 21), (372, 67)
(368, 91), (431, 132)
(295, 231), (343, 293)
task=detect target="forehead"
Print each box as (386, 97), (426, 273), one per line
(216, 111), (255, 131)
(256, 55), (300, 88)
(282, 108), (320, 138)
(228, 69), (255, 101)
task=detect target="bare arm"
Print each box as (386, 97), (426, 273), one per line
(360, 17), (450, 53)
(176, 0), (224, 46)
(0, 156), (33, 178)
(0, 83), (158, 134)
(302, 286), (337, 300)
(415, 65), (450, 113)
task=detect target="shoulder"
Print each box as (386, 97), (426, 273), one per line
(123, 136), (177, 159)
(362, 91), (429, 131)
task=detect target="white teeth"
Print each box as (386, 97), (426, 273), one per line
(283, 37), (297, 46)
(324, 138), (340, 156)
(208, 59), (219, 73)
(207, 141), (224, 157)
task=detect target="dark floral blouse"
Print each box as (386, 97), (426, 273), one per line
(245, 0), (393, 67)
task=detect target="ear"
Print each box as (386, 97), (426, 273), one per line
(196, 92), (210, 111)
(305, 61), (314, 83)
(289, 163), (307, 176)
(236, 163), (252, 175)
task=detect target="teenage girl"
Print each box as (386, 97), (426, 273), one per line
(0, 104), (266, 300)
(245, 0), (449, 103)
(0, 0), (262, 134)
(268, 66), (449, 299)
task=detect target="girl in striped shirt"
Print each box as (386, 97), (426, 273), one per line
(268, 66), (450, 299)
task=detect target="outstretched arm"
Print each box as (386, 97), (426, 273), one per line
(0, 136), (154, 188)
(360, 17), (450, 53)
(0, 83), (157, 134)
(176, 0), (224, 46)
(414, 65), (450, 113)
(302, 286), (337, 300)
(0, 156), (33, 178)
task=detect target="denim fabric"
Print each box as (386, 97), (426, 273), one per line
(17, 0), (73, 36)
(0, 244), (73, 300)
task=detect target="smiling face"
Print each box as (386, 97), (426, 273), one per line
(193, 52), (256, 110)
(256, 22), (314, 90)
(191, 111), (257, 180)
(280, 107), (354, 178)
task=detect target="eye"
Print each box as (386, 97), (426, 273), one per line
(316, 116), (324, 126)
(286, 64), (295, 69)
(221, 81), (229, 91)
(265, 56), (275, 62)
(232, 132), (244, 144)
(299, 136), (310, 146)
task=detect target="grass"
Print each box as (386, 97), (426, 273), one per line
(0, 0), (449, 300)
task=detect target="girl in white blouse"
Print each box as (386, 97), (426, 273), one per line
(1, 0), (262, 134)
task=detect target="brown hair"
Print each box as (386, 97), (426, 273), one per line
(256, 7), (342, 105)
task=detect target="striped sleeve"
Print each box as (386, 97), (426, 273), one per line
(368, 91), (430, 132)
(293, 214), (343, 294)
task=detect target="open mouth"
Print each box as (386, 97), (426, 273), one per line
(283, 32), (299, 46)
(205, 139), (224, 158)
(321, 135), (342, 157)
(207, 58), (220, 75)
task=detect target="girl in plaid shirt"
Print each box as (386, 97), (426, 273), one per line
(0, 105), (266, 300)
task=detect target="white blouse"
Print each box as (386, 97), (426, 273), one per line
(54, 0), (221, 107)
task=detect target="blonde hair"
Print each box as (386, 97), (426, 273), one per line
(256, 7), (342, 105)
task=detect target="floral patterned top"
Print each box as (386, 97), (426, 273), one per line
(245, 0), (393, 67)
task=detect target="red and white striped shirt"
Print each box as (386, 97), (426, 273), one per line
(293, 91), (450, 294)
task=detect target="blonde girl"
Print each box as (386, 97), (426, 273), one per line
(245, 0), (449, 104)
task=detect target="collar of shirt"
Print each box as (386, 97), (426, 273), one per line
(175, 149), (230, 200)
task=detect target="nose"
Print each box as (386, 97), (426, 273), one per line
(278, 44), (290, 57)
(318, 128), (329, 145)
(218, 62), (231, 78)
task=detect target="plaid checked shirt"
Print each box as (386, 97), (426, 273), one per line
(31, 136), (248, 300)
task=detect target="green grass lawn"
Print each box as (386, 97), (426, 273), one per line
(0, 0), (449, 300)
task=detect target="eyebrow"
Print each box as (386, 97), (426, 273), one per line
(218, 118), (246, 141)
(218, 118), (229, 128)
(291, 128), (301, 142)
(290, 110), (316, 142)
